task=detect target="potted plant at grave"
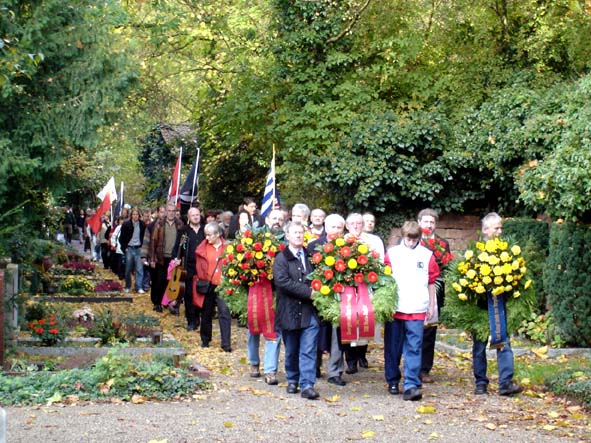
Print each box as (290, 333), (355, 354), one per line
(27, 316), (66, 346)
(60, 276), (94, 295)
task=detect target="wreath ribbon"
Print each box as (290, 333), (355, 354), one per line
(247, 279), (277, 340)
(340, 283), (375, 343)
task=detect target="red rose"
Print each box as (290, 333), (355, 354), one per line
(232, 279), (241, 285)
(256, 260), (265, 269)
(354, 273), (365, 283)
(49, 328), (59, 335)
(346, 236), (357, 243)
(253, 242), (262, 251)
(244, 251), (253, 260)
(311, 279), (323, 291)
(340, 246), (351, 257)
(228, 253), (235, 261)
(434, 250), (442, 258)
(226, 288), (234, 295)
(335, 260), (347, 272)
(371, 251), (379, 258)
(259, 271), (267, 279)
(241, 263), (250, 270)
(312, 252), (323, 263)
(35, 328), (43, 334)
(268, 250), (276, 258)
(38, 319), (46, 325)
(421, 228), (432, 236)
(236, 244), (244, 252)
(367, 271), (378, 283)
(427, 238), (435, 248)
(279, 243), (286, 251)
(221, 258), (229, 266)
(323, 269), (334, 280)
(324, 243), (334, 253)
(357, 254), (368, 265)
(239, 275), (247, 281)
(244, 230), (252, 238)
(333, 283), (344, 293)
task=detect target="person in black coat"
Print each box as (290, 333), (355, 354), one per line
(273, 221), (320, 400)
(119, 208), (146, 293)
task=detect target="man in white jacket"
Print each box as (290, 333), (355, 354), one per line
(384, 221), (438, 401)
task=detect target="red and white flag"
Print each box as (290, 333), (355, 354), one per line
(88, 177), (117, 234)
(167, 147), (183, 207)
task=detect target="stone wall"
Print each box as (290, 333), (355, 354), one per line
(384, 214), (482, 254)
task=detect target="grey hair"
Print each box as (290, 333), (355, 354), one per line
(204, 221), (221, 235)
(481, 212), (502, 230)
(292, 203), (310, 217)
(284, 220), (304, 235)
(324, 213), (345, 227)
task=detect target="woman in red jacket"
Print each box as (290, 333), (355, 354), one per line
(195, 222), (232, 352)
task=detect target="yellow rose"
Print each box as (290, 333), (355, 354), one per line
(237, 253), (244, 261)
(347, 258), (358, 270)
(251, 269), (258, 276)
(511, 245), (521, 256)
(228, 268), (237, 277)
(487, 255), (499, 266)
(265, 232), (271, 238)
(479, 264), (492, 276)
(466, 269), (477, 279)
(464, 250), (474, 260)
(520, 266), (527, 275)
(482, 276), (492, 285)
(335, 238), (345, 247)
(452, 282), (462, 292)
(505, 275), (513, 283)
(226, 245), (234, 253)
(475, 242), (485, 251)
(524, 280), (532, 290)
(458, 293), (468, 301)
(320, 285), (331, 295)
(358, 244), (369, 254)
(502, 263), (513, 275)
(493, 276), (504, 286)
(255, 251), (264, 260)
(242, 237), (253, 245)
(475, 285), (486, 294)
(384, 265), (392, 276)
(498, 240), (508, 251)
(493, 265), (503, 276)
(511, 260), (520, 270)
(492, 286), (505, 296)
(264, 239), (272, 248)
(262, 246), (269, 252)
(485, 240), (497, 253)
(504, 285), (512, 292)
(325, 256), (335, 266)
(270, 246), (277, 252)
(459, 278), (469, 287)
(478, 252), (489, 262)
(513, 291), (521, 298)
(500, 251), (511, 262)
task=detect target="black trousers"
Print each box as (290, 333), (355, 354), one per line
(151, 258), (171, 307)
(200, 287), (231, 349)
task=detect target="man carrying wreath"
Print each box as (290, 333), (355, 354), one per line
(472, 213), (522, 396)
(273, 221), (320, 400)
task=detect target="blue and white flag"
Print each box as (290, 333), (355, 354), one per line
(261, 148), (280, 218)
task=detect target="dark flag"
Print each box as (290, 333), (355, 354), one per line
(179, 148), (200, 205)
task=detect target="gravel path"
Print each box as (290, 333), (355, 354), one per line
(4, 333), (588, 443)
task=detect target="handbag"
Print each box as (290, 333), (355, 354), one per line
(195, 280), (211, 294)
(192, 258), (221, 307)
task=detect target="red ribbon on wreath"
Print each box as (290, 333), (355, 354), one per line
(340, 283), (375, 342)
(247, 279), (277, 340)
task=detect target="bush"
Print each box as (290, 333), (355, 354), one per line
(544, 222), (591, 347)
(545, 369), (591, 409)
(503, 218), (550, 310)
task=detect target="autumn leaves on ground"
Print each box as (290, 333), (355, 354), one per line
(116, 285), (591, 442)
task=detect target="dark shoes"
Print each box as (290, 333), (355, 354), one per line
(221, 346), (232, 353)
(475, 384), (488, 395)
(388, 384), (400, 395)
(498, 381), (522, 396)
(201, 342), (209, 348)
(359, 357), (369, 369)
(250, 365), (261, 378)
(286, 383), (299, 394)
(168, 305), (179, 316)
(301, 387), (319, 400)
(327, 376), (346, 386)
(345, 363), (358, 374)
(153, 305), (163, 313)
(187, 322), (197, 331)
(264, 373), (278, 385)
(403, 387), (422, 401)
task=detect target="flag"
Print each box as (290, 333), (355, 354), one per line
(88, 191), (112, 235)
(167, 147), (183, 207)
(97, 176), (117, 203)
(261, 147), (280, 218)
(114, 181), (124, 217)
(179, 148), (200, 204)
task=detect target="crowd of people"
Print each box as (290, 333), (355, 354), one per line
(62, 200), (521, 401)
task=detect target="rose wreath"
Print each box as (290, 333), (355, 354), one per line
(217, 227), (284, 337)
(308, 235), (397, 340)
(442, 237), (535, 343)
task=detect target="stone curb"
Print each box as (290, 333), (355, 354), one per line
(436, 341), (591, 359)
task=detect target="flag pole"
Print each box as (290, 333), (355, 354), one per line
(271, 144), (276, 209)
(191, 147), (200, 205)
(175, 146), (183, 207)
